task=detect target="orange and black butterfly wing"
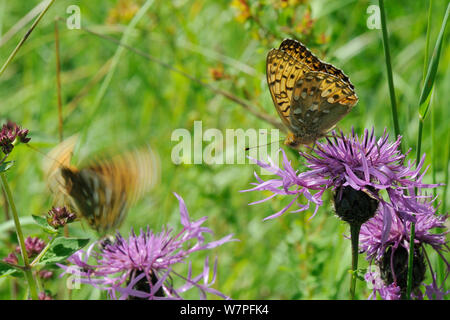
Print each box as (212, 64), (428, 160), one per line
(60, 166), (127, 232)
(43, 135), (78, 206)
(69, 147), (159, 233)
(45, 136), (160, 234)
(266, 48), (310, 133)
(289, 71), (359, 143)
(278, 39), (355, 89)
(267, 39), (359, 145)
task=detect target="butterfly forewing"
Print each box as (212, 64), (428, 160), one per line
(266, 48), (310, 132)
(278, 38), (354, 90)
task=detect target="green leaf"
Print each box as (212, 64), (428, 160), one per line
(0, 217), (34, 237)
(418, 3), (449, 119)
(355, 268), (367, 282)
(40, 237), (90, 265)
(0, 261), (21, 278)
(0, 161), (14, 173)
(32, 215), (58, 234)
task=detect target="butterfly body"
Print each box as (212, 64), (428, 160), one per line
(60, 166), (127, 232)
(266, 39), (358, 148)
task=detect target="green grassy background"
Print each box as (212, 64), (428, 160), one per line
(0, 0), (448, 299)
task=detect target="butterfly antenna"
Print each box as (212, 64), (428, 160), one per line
(26, 143), (69, 168)
(245, 139), (284, 151)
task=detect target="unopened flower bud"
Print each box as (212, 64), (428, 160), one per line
(333, 186), (379, 225)
(380, 245), (426, 295)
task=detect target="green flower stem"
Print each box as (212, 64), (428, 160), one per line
(30, 237), (55, 267)
(407, 0), (437, 300)
(406, 222), (416, 298)
(407, 111), (424, 300)
(0, 173), (39, 300)
(349, 223), (361, 300)
(378, 0), (401, 141)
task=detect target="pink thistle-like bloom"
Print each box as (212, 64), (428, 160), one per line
(360, 195), (449, 300)
(425, 275), (450, 300)
(243, 127), (447, 299)
(360, 196), (448, 260)
(243, 128), (439, 228)
(365, 269), (401, 300)
(58, 193), (237, 300)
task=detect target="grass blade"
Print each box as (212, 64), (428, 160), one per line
(378, 0), (401, 140)
(418, 3), (449, 120)
(0, 0), (55, 77)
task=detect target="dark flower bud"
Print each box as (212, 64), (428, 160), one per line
(380, 245), (426, 295)
(0, 121), (31, 154)
(47, 206), (77, 228)
(127, 271), (165, 300)
(333, 186), (379, 225)
(18, 128), (30, 143)
(0, 137), (14, 154)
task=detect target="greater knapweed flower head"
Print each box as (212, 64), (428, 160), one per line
(58, 193), (237, 300)
(360, 194), (449, 299)
(46, 206), (77, 228)
(0, 121), (30, 155)
(242, 128), (440, 229)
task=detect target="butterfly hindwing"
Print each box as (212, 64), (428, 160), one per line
(289, 71), (358, 143)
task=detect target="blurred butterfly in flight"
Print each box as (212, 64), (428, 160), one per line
(266, 39), (358, 148)
(43, 135), (160, 234)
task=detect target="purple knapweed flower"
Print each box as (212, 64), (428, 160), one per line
(365, 269), (401, 300)
(425, 274), (450, 300)
(58, 193), (237, 300)
(243, 128), (439, 228)
(360, 194), (449, 299)
(360, 195), (448, 260)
